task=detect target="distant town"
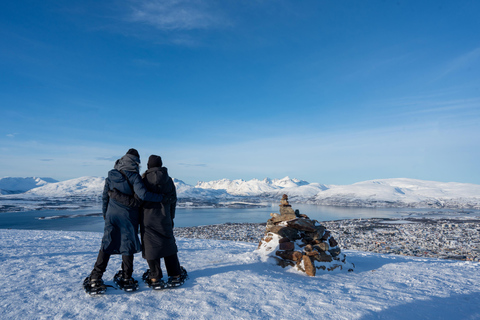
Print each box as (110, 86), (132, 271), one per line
(175, 217), (480, 262)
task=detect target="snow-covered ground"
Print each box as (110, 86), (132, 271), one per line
(1, 229), (479, 319)
(1, 176), (480, 210)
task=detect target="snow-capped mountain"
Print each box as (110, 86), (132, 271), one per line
(314, 178), (480, 208)
(25, 176), (105, 198)
(1, 175), (479, 209)
(195, 177), (480, 209)
(173, 178), (230, 200)
(195, 176), (315, 196)
(0, 177), (58, 195)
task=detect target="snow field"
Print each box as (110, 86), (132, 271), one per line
(0, 229), (479, 319)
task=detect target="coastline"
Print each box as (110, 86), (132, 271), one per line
(174, 216), (480, 262)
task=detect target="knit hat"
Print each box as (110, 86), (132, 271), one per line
(147, 155), (163, 169)
(126, 148), (140, 158)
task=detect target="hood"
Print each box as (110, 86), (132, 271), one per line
(114, 154), (140, 173)
(144, 167), (170, 185)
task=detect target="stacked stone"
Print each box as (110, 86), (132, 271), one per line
(257, 195), (354, 276)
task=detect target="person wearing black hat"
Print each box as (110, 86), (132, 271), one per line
(84, 148), (164, 294)
(139, 154), (187, 289)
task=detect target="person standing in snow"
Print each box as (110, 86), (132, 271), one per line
(85, 148), (164, 293)
(139, 154), (187, 289)
(109, 154), (187, 289)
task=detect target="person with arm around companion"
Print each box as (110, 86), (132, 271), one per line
(83, 148), (163, 295)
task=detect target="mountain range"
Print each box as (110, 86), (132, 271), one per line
(1, 176), (479, 209)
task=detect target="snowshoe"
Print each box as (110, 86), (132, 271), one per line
(167, 266), (188, 288)
(113, 270), (139, 292)
(142, 269), (167, 290)
(83, 277), (107, 295)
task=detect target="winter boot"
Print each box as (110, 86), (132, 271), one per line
(83, 276), (107, 295)
(142, 269), (167, 290)
(167, 266), (188, 288)
(113, 270), (139, 292)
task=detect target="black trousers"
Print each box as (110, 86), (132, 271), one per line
(90, 250), (134, 280)
(147, 253), (181, 280)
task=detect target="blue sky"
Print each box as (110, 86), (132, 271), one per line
(1, 0), (479, 185)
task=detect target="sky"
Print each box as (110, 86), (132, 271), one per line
(1, 0), (479, 186)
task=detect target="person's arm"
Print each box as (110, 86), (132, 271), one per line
(102, 179), (110, 219)
(108, 188), (143, 207)
(131, 174), (163, 202)
(170, 178), (177, 222)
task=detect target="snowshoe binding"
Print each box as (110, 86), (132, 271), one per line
(83, 277), (107, 295)
(142, 269), (167, 290)
(166, 266), (188, 288)
(113, 270), (139, 292)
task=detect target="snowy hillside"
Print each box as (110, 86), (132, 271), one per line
(1, 229), (479, 319)
(25, 176), (105, 198)
(173, 178), (231, 200)
(195, 177), (315, 196)
(1, 175), (479, 209)
(0, 177), (58, 195)
(314, 178), (480, 209)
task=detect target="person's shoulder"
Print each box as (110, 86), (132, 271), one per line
(158, 167), (171, 178)
(107, 168), (121, 179)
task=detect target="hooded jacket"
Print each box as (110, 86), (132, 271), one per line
(140, 158), (178, 260)
(100, 154), (163, 255)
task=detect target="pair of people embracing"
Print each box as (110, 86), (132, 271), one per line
(85, 149), (186, 293)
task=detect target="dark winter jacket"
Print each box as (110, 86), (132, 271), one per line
(100, 154), (163, 255)
(140, 164), (178, 260)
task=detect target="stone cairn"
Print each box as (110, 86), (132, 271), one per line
(257, 194), (354, 276)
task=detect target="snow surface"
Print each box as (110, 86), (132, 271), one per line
(1, 176), (480, 209)
(1, 229), (479, 319)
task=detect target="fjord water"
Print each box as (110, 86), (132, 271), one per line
(1, 203), (478, 232)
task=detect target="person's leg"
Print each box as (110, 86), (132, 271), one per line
(90, 250), (110, 280)
(121, 255), (134, 279)
(164, 254), (181, 277)
(147, 259), (163, 280)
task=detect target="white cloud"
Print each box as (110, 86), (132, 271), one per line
(439, 47), (480, 78)
(392, 97), (480, 118)
(127, 0), (227, 31)
(178, 162), (207, 167)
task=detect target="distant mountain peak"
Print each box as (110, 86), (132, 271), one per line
(0, 177), (59, 194)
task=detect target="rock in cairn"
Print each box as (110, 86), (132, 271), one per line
(257, 194), (354, 276)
